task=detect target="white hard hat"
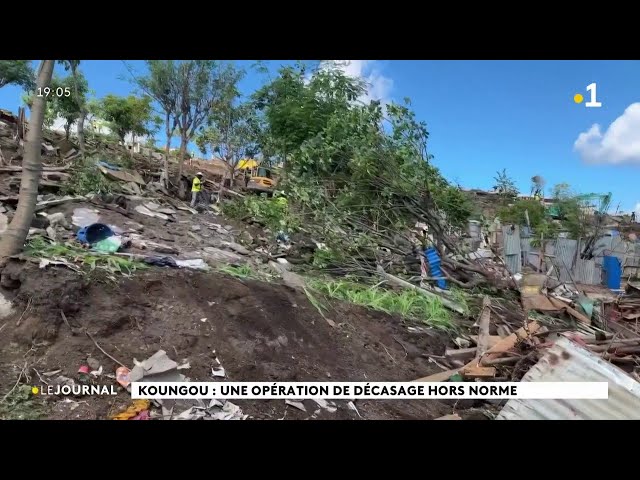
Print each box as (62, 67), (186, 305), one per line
(196, 172), (203, 176)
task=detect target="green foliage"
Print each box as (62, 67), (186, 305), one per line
(551, 183), (587, 238)
(309, 279), (455, 331)
(223, 196), (298, 231)
(435, 186), (474, 228)
(493, 168), (519, 197)
(249, 64), (474, 266)
(498, 183), (591, 240)
(0, 60), (35, 90)
(98, 94), (153, 142)
(61, 156), (114, 195)
(25, 236), (147, 276)
(194, 64), (257, 173)
(0, 385), (45, 420)
(498, 198), (547, 229)
(49, 73), (89, 137)
(21, 90), (56, 128)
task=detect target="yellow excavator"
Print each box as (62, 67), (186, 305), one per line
(237, 159), (278, 195)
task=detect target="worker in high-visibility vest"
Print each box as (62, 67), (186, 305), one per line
(191, 172), (203, 207)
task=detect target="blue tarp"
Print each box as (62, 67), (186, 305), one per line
(424, 247), (447, 290)
(603, 255), (622, 290)
(97, 160), (122, 171)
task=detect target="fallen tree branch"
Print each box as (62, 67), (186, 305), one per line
(376, 265), (465, 314)
(85, 331), (127, 368)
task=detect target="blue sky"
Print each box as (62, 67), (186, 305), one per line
(2, 60), (640, 212)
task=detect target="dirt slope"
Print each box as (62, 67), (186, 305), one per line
(0, 263), (461, 420)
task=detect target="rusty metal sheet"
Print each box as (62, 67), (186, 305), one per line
(497, 336), (640, 420)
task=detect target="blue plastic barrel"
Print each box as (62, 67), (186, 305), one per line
(76, 223), (114, 245)
(603, 255), (622, 290)
(424, 247), (447, 289)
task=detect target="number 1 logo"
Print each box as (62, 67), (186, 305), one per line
(585, 83), (602, 108)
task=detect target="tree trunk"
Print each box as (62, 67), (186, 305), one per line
(177, 133), (188, 184)
(71, 69), (85, 158)
(0, 60), (55, 264)
(164, 112), (171, 189)
(219, 163), (233, 203)
(64, 122), (70, 140)
(77, 109), (86, 157)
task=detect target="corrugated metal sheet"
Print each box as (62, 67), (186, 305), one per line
(553, 238), (577, 283)
(497, 336), (640, 420)
(504, 254), (521, 274)
(520, 236), (532, 254)
(573, 258), (599, 285)
(503, 226), (521, 255)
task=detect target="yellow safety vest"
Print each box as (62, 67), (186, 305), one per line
(192, 177), (202, 192)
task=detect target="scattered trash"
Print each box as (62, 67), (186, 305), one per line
(285, 400), (307, 412)
(138, 256), (175, 268)
(177, 362), (190, 370)
(211, 355), (226, 377)
(76, 223), (115, 245)
(347, 401), (362, 418)
(144, 202), (176, 215)
(135, 205), (170, 221)
(200, 318), (207, 322)
(93, 236), (123, 253)
(313, 398), (337, 413)
(435, 413), (462, 420)
(175, 258), (209, 271)
(115, 366), (131, 388)
(111, 399), (151, 420)
(72, 208), (100, 227)
(173, 401), (247, 420)
(129, 350), (185, 383)
(39, 258), (81, 272)
(131, 410), (151, 420)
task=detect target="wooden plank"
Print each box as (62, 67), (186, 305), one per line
(461, 365), (496, 378)
(475, 296), (491, 359)
(484, 321), (541, 356)
(445, 347), (477, 361)
(470, 335), (502, 347)
(412, 368), (459, 383)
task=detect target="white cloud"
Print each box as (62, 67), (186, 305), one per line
(574, 103), (640, 165)
(319, 60), (393, 104)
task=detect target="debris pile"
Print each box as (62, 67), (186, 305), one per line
(107, 349), (247, 421)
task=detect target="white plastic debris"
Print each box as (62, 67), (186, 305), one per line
(285, 400), (307, 412)
(175, 259), (209, 271)
(72, 208), (100, 227)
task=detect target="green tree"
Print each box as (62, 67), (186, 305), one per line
(0, 60), (35, 90)
(21, 91), (56, 128)
(251, 64), (471, 260)
(253, 64), (365, 169)
(48, 73), (88, 140)
(98, 94), (153, 153)
(493, 168), (519, 198)
(551, 183), (587, 238)
(170, 61), (235, 188)
(0, 61), (55, 263)
(61, 61), (88, 156)
(134, 61), (179, 187)
(195, 66), (255, 198)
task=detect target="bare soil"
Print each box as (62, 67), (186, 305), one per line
(0, 261), (467, 420)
